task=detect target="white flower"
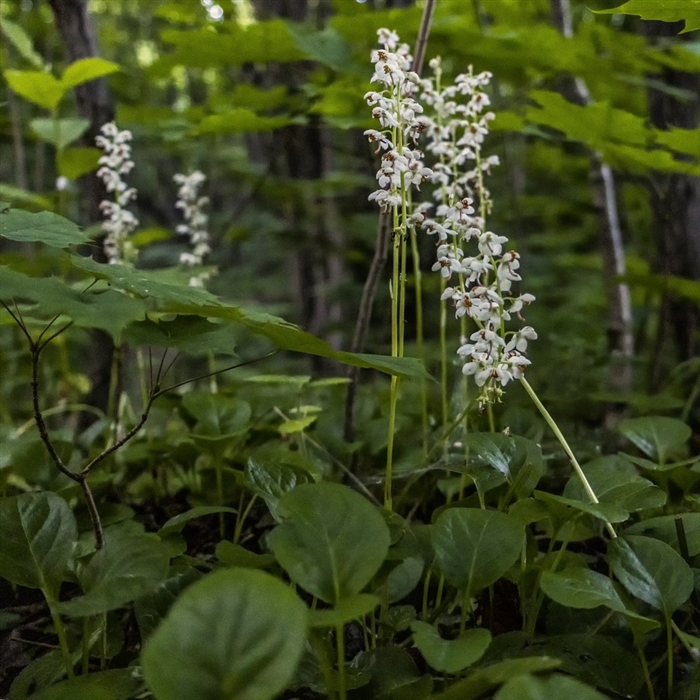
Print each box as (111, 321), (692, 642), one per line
(95, 122), (138, 264)
(174, 171), (212, 286)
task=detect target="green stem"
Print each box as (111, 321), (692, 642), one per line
(422, 567), (432, 621)
(520, 378), (617, 539)
(336, 622), (346, 700)
(440, 293), (449, 430)
(666, 614), (674, 699)
(410, 226), (429, 457)
(47, 599), (73, 678)
(233, 493), (257, 544)
(215, 457), (225, 538)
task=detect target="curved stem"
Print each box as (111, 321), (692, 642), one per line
(520, 378), (617, 539)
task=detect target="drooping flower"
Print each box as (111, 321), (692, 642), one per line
(173, 171), (212, 287)
(95, 122), (138, 264)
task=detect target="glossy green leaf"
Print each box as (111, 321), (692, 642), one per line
(0, 492), (76, 599)
(0, 209), (89, 247)
(411, 622), (491, 673)
(58, 523), (170, 617)
(533, 490), (629, 524)
(0, 18), (44, 68)
(432, 509), (523, 593)
(540, 567), (659, 630)
(495, 673), (608, 700)
(563, 455), (666, 512)
(463, 433), (543, 498)
(28, 669), (139, 700)
(433, 658), (561, 700)
(243, 457), (313, 520)
(60, 57), (120, 90)
(57, 147), (101, 179)
(618, 416), (691, 463)
(596, 0), (700, 34)
(3, 69), (64, 110)
(309, 593), (379, 627)
(268, 482), (390, 604)
(158, 506), (238, 536)
(142, 568), (307, 700)
(609, 535), (693, 614)
(30, 118), (90, 150)
(626, 513), (700, 556)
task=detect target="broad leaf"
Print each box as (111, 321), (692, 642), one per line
(563, 455), (666, 512)
(215, 541), (276, 569)
(183, 392), (251, 436)
(268, 482), (390, 604)
(0, 18), (44, 68)
(195, 109), (301, 135)
(142, 568), (307, 700)
(432, 509), (523, 593)
(353, 646), (432, 700)
(0, 209), (89, 247)
(30, 118), (90, 150)
(3, 69), (64, 110)
(27, 669), (139, 700)
(533, 490), (629, 524)
(540, 567), (659, 630)
(626, 513), (700, 556)
(495, 673), (608, 700)
(411, 622), (491, 673)
(58, 522), (170, 617)
(309, 593), (380, 627)
(244, 457), (313, 520)
(57, 147), (101, 179)
(61, 58), (120, 90)
(618, 416), (691, 464)
(609, 535), (693, 615)
(0, 492), (77, 599)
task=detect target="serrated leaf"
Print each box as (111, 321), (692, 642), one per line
(61, 57), (120, 90)
(268, 482), (390, 604)
(3, 69), (65, 110)
(0, 209), (89, 247)
(411, 622), (491, 673)
(142, 568), (308, 700)
(0, 266), (145, 339)
(595, 0), (700, 34)
(30, 118), (90, 150)
(122, 315), (239, 357)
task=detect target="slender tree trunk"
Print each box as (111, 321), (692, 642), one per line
(550, 0), (634, 425)
(643, 20), (700, 382)
(47, 0), (116, 427)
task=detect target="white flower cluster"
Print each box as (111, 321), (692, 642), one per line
(95, 122), (138, 264)
(364, 28), (432, 211)
(173, 171), (212, 287)
(366, 32), (537, 403)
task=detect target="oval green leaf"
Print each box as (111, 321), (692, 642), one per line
(411, 621), (491, 674)
(142, 568), (307, 700)
(268, 482), (390, 604)
(609, 535), (693, 614)
(0, 492), (77, 600)
(618, 416), (691, 464)
(432, 508), (523, 593)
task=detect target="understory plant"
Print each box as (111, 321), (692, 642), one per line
(1, 10), (700, 700)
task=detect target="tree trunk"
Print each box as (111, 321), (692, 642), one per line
(47, 0), (116, 427)
(643, 20), (700, 380)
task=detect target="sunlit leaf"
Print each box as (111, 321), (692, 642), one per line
(30, 118), (90, 150)
(3, 69), (64, 110)
(595, 0), (700, 34)
(61, 57), (120, 90)
(1, 209), (89, 247)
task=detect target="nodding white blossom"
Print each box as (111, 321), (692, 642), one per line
(173, 171), (212, 287)
(365, 29), (433, 213)
(365, 33), (536, 406)
(95, 122), (138, 264)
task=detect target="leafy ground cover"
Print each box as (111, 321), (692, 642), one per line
(1, 1), (700, 699)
